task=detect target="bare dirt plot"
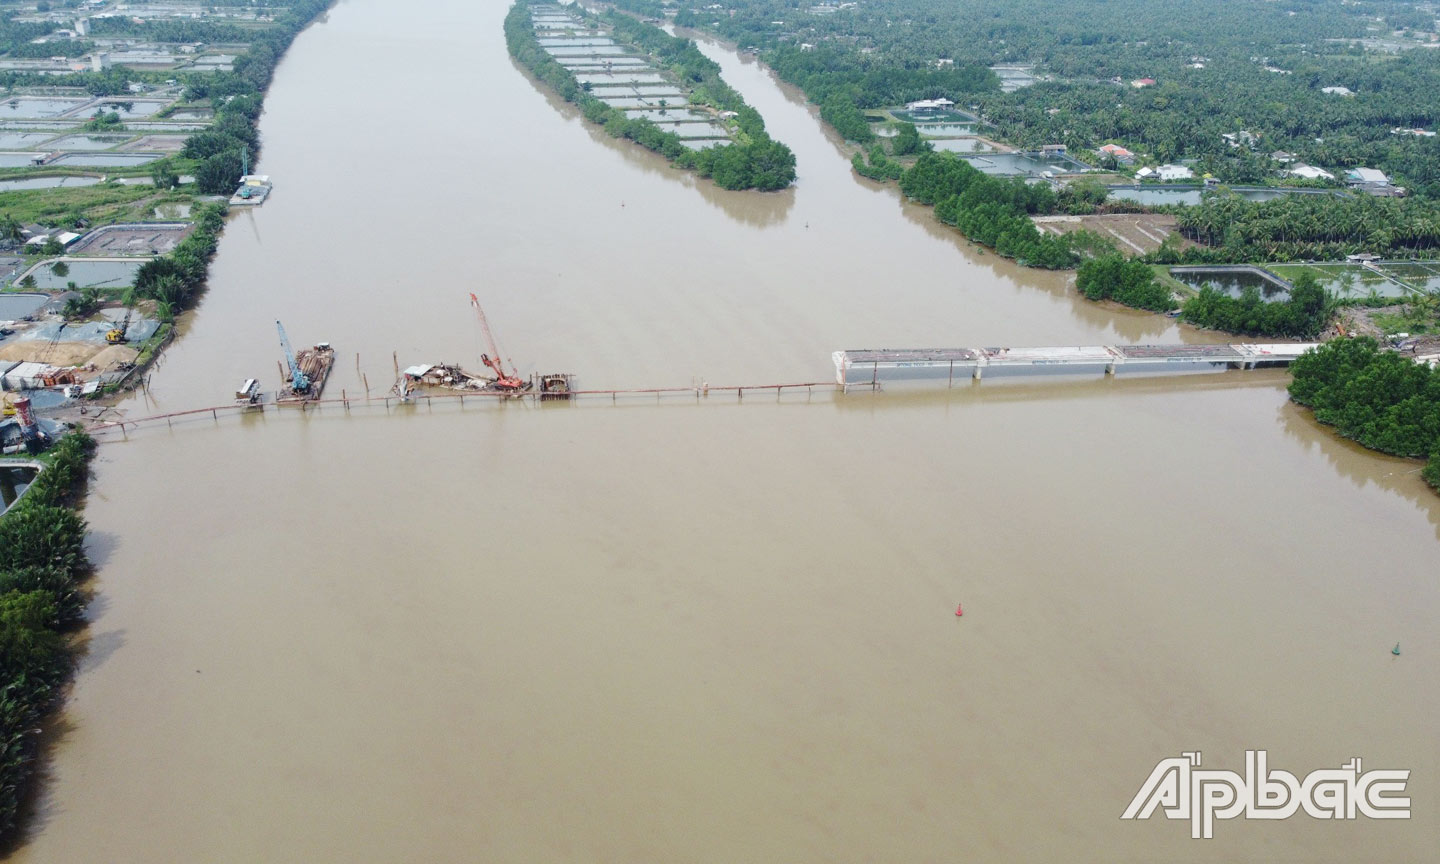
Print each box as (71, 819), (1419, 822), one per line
(121, 135), (188, 152)
(1032, 213), (1194, 255)
(68, 223), (195, 255)
(83, 343), (140, 371)
(0, 340), (106, 366)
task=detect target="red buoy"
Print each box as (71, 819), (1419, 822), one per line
(955, 603), (964, 617)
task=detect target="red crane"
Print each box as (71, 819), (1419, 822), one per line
(469, 293), (528, 391)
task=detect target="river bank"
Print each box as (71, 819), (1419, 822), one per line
(0, 432), (94, 844)
(0, 0), (335, 845)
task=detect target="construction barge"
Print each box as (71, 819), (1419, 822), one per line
(390, 295), (572, 400)
(275, 320), (335, 403)
(398, 364), (571, 399)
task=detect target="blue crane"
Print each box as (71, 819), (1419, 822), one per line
(276, 319), (310, 393)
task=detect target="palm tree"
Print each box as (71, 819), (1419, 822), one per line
(0, 214), (22, 244)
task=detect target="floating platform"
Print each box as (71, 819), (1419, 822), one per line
(278, 343), (335, 403)
(536, 372), (573, 400)
(833, 344), (1319, 388)
(401, 363), (491, 391)
(230, 174), (272, 206)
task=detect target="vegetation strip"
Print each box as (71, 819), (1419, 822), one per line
(897, 151), (1095, 269)
(505, 1), (795, 191)
(1289, 338), (1440, 491)
(0, 432), (95, 841)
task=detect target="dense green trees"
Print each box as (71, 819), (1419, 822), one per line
(1173, 192), (1440, 262)
(695, 0), (1440, 198)
(1075, 255), (1176, 311)
(899, 151), (1076, 268)
(134, 202), (226, 308)
(195, 150), (245, 195)
(149, 161), (181, 191)
(890, 122), (926, 157)
(761, 42), (997, 135)
(852, 145), (903, 181)
(608, 0), (668, 18)
(84, 16), (254, 44)
(505, 1), (795, 191)
(820, 93), (874, 143)
(0, 16), (55, 58)
(681, 136), (796, 191)
(1180, 272), (1332, 338)
(0, 433), (95, 841)
(1289, 338), (1440, 491)
(183, 130), (246, 161)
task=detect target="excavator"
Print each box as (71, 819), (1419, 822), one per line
(469, 293), (530, 392)
(106, 306), (132, 344)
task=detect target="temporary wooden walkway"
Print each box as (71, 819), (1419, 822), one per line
(85, 381), (834, 436)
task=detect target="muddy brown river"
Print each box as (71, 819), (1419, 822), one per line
(8, 0), (1438, 860)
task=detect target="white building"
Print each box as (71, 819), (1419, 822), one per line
(1222, 130), (1259, 148)
(1156, 164), (1194, 181)
(1347, 167), (1390, 186)
(904, 98), (954, 112)
(1321, 85), (1354, 96)
(1288, 164), (1336, 181)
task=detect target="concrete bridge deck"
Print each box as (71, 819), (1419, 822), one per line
(834, 344), (1318, 387)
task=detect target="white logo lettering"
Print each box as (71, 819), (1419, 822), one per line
(1122, 751), (1410, 838)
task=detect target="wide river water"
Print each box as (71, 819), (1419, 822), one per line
(8, 0), (1438, 860)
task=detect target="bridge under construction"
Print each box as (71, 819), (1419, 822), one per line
(833, 343), (1318, 390)
(76, 342), (1321, 438)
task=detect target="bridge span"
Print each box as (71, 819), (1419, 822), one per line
(834, 343), (1318, 389)
(71, 343), (1321, 438)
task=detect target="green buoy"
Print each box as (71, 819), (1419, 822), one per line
(1392, 643), (1401, 656)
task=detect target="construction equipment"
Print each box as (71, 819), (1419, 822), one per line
(237, 146), (253, 199)
(276, 319), (311, 393)
(468, 293), (529, 391)
(106, 306), (132, 344)
(538, 372), (572, 400)
(235, 378), (262, 405)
